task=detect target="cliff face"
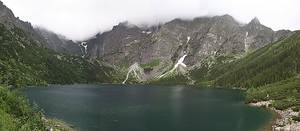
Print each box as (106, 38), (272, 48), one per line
(35, 27), (82, 55)
(84, 15), (293, 79)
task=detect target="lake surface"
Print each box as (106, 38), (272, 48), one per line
(24, 84), (273, 131)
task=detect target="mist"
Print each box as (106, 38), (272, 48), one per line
(2, 0), (300, 41)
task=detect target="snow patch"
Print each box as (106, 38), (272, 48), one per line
(186, 36), (190, 44)
(159, 36), (190, 78)
(159, 54), (187, 78)
(142, 31), (152, 34)
(244, 32), (250, 52)
(80, 42), (88, 57)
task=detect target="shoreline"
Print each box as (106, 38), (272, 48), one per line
(259, 108), (278, 131)
(249, 100), (300, 131)
(43, 117), (76, 131)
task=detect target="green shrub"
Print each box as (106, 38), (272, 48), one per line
(271, 97), (297, 110)
(0, 86), (46, 131)
(141, 59), (160, 69)
(293, 115), (300, 122)
(0, 109), (15, 131)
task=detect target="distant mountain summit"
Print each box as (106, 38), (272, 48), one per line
(250, 17), (260, 25)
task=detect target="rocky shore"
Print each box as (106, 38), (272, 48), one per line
(42, 117), (75, 131)
(249, 100), (300, 131)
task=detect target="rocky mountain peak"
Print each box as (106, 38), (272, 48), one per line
(249, 17), (261, 25)
(244, 16), (272, 34)
(112, 21), (138, 30)
(217, 14), (236, 22)
(167, 18), (188, 25)
(0, 1), (15, 23)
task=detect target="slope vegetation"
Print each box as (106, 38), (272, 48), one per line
(192, 31), (300, 116)
(0, 23), (115, 130)
(0, 23), (114, 87)
(213, 31), (300, 88)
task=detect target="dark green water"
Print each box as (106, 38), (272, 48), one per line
(24, 84), (272, 131)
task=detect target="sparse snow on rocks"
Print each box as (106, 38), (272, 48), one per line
(159, 36), (190, 78)
(142, 31), (152, 34)
(159, 54), (187, 78)
(186, 36), (190, 44)
(122, 63), (144, 84)
(244, 32), (251, 52)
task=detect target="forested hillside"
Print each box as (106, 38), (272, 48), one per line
(192, 31), (300, 117)
(0, 23), (114, 87)
(213, 31), (300, 88)
(0, 23), (115, 130)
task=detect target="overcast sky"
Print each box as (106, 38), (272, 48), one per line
(2, 0), (300, 40)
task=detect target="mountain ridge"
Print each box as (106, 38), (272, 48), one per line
(0, 0), (296, 84)
(82, 14), (293, 82)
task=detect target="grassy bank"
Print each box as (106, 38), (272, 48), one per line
(0, 85), (45, 130)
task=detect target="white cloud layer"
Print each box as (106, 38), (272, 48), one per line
(2, 0), (300, 40)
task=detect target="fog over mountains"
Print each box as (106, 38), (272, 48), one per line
(2, 0), (300, 40)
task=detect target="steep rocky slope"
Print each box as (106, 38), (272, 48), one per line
(0, 1), (46, 46)
(2, 0), (293, 83)
(0, 1), (296, 85)
(0, 2), (115, 86)
(0, 2), (117, 130)
(0, 23), (114, 87)
(84, 15), (293, 81)
(35, 27), (82, 55)
(211, 31), (300, 88)
(0, 1), (82, 56)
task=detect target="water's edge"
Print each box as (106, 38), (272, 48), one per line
(250, 101), (300, 131)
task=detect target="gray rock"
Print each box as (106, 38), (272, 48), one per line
(84, 15), (293, 79)
(0, 1), (294, 80)
(35, 27), (82, 56)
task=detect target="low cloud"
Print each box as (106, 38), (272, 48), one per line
(2, 0), (300, 40)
